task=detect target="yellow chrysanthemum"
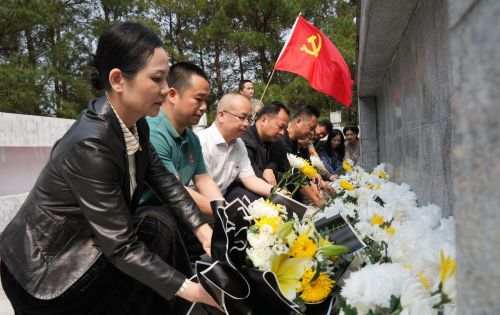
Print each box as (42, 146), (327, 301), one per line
(374, 184), (381, 190)
(264, 199), (285, 213)
(384, 226), (396, 235)
(342, 161), (352, 172)
(440, 250), (456, 284)
(299, 269), (334, 303)
(371, 214), (384, 226)
(340, 179), (355, 191)
(290, 234), (318, 259)
(418, 272), (431, 290)
(366, 183), (373, 189)
(299, 162), (318, 179)
(378, 170), (388, 180)
(254, 216), (283, 232)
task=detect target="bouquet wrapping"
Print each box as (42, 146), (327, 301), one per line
(192, 194), (364, 314)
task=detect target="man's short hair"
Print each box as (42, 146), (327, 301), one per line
(238, 79), (252, 92)
(343, 123), (359, 135)
(292, 104), (320, 121)
(256, 101), (290, 120)
(318, 119), (333, 133)
(167, 62), (208, 93)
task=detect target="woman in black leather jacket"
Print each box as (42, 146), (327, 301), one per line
(0, 22), (220, 314)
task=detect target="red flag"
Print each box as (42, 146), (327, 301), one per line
(275, 16), (354, 107)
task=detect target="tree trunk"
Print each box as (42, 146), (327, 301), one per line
(257, 46), (268, 82)
(237, 44), (244, 80)
(24, 27), (36, 67)
(214, 41), (223, 100)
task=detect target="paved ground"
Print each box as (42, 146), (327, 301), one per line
(0, 288), (13, 315)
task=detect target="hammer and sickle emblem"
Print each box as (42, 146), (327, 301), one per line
(300, 34), (322, 58)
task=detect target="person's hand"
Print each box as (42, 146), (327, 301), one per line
(276, 188), (292, 197)
(193, 223), (213, 258)
(329, 174), (338, 182)
(320, 179), (335, 196)
(177, 280), (224, 312)
(262, 169), (277, 186)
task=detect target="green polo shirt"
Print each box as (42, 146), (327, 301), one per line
(140, 109), (207, 205)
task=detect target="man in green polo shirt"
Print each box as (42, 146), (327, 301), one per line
(140, 62), (223, 216)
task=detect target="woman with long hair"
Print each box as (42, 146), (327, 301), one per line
(317, 129), (346, 181)
(0, 22), (220, 314)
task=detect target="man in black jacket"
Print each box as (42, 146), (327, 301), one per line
(241, 101), (290, 185)
(268, 104), (327, 207)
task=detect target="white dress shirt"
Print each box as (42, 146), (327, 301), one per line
(197, 123), (255, 194)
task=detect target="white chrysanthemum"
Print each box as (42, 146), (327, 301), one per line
(406, 203), (442, 229)
(246, 247), (274, 270)
(246, 198), (282, 219)
(386, 222), (445, 289)
(272, 239), (289, 255)
(341, 263), (413, 315)
(438, 217), (456, 247)
(287, 153), (305, 169)
(310, 155), (327, 172)
(442, 273), (456, 301)
(400, 277), (434, 315)
(377, 182), (417, 218)
(247, 229), (276, 249)
(357, 203), (394, 226)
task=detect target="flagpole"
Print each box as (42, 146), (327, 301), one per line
(259, 12), (302, 103)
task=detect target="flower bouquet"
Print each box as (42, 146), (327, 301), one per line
(271, 153), (320, 197)
(192, 194), (364, 314)
(320, 162), (457, 315)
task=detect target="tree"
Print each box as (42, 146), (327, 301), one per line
(0, 0), (358, 123)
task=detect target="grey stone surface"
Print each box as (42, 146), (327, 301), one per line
(360, 0), (452, 214)
(0, 193), (27, 232)
(450, 0), (500, 313)
(357, 0), (418, 97)
(358, 97), (378, 171)
(0, 113), (74, 147)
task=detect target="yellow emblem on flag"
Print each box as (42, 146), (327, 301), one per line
(300, 34), (322, 58)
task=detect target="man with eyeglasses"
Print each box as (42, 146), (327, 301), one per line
(241, 101), (290, 186)
(197, 94), (275, 202)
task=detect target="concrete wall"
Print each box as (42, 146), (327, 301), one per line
(0, 113), (74, 196)
(359, 0), (452, 215)
(450, 0), (500, 313)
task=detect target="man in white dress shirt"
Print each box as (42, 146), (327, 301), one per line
(197, 94), (274, 202)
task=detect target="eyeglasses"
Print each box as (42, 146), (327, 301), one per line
(223, 110), (253, 124)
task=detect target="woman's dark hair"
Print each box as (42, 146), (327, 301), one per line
(343, 123), (359, 135)
(327, 129), (346, 160)
(91, 22), (164, 91)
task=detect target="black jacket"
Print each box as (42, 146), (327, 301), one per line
(268, 129), (300, 176)
(240, 125), (276, 178)
(0, 97), (205, 300)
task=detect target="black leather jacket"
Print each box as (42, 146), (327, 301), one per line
(0, 97), (205, 300)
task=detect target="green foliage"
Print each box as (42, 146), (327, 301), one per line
(0, 0), (358, 120)
(362, 238), (392, 265)
(340, 300), (358, 315)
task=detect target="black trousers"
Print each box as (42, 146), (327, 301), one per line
(1, 206), (193, 315)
